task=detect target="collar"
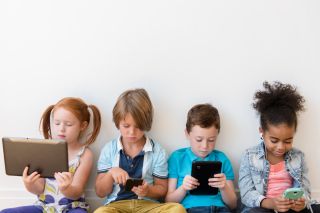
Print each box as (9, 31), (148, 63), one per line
(257, 141), (266, 159)
(186, 147), (215, 161)
(116, 135), (153, 153)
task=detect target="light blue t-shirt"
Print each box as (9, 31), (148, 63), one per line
(97, 136), (168, 205)
(168, 147), (234, 209)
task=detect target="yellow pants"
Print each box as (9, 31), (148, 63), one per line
(94, 199), (186, 213)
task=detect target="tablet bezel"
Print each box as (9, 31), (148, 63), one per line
(190, 160), (222, 195)
(2, 137), (68, 178)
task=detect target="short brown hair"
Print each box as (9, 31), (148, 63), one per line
(186, 103), (220, 133)
(113, 88), (153, 131)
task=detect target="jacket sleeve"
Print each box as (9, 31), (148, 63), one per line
(300, 152), (311, 200)
(238, 150), (266, 208)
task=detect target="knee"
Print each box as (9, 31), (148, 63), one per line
(167, 203), (186, 213)
(93, 206), (116, 213)
(1, 208), (14, 213)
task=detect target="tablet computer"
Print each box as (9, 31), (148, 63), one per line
(190, 161), (222, 195)
(2, 137), (68, 178)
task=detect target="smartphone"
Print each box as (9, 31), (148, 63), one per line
(283, 188), (304, 200)
(124, 178), (143, 191)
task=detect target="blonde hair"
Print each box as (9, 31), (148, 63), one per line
(113, 88), (153, 131)
(40, 97), (101, 146)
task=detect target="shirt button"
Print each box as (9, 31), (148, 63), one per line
(131, 164), (134, 168)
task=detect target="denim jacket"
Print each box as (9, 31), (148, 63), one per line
(238, 141), (311, 209)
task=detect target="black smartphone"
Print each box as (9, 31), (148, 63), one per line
(125, 178), (143, 191)
(190, 161), (222, 195)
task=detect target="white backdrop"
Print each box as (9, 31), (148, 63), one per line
(1, 0), (320, 211)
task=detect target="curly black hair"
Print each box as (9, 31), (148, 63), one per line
(253, 81), (305, 131)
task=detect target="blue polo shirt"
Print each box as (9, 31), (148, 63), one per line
(97, 136), (168, 205)
(168, 147), (234, 209)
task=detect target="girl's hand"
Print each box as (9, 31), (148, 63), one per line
(273, 196), (294, 212)
(109, 167), (129, 185)
(208, 173), (226, 189)
(131, 181), (149, 197)
(181, 175), (199, 191)
(54, 172), (73, 191)
(291, 198), (306, 212)
(22, 166), (41, 189)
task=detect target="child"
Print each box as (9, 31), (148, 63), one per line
(238, 81), (320, 213)
(165, 103), (237, 213)
(94, 88), (185, 213)
(2, 97), (102, 213)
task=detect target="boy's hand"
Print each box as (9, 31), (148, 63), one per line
(54, 172), (73, 191)
(273, 196), (294, 212)
(132, 181), (149, 197)
(290, 198), (306, 212)
(181, 175), (199, 191)
(208, 173), (226, 189)
(22, 166), (41, 189)
(109, 167), (129, 185)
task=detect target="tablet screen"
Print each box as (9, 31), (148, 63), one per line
(190, 161), (222, 195)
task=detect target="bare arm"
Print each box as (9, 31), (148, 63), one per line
(95, 167), (129, 198)
(56, 148), (93, 199)
(165, 178), (186, 203)
(219, 180), (237, 210)
(165, 175), (199, 203)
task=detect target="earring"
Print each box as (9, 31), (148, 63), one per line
(260, 133), (263, 140)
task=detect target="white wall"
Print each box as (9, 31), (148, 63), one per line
(1, 0), (320, 211)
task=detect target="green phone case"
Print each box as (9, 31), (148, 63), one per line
(283, 188), (304, 200)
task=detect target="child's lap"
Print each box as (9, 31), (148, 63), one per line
(94, 199), (185, 213)
(187, 206), (232, 213)
(1, 206), (87, 213)
(243, 204), (320, 213)
(1, 205), (42, 213)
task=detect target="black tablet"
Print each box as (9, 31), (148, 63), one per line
(190, 161), (222, 195)
(2, 137), (68, 178)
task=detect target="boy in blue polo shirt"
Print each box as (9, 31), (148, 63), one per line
(165, 103), (237, 213)
(94, 88), (185, 213)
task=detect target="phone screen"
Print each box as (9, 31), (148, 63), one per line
(125, 178), (143, 191)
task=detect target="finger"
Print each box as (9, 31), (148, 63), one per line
(189, 179), (199, 186)
(28, 171), (40, 181)
(55, 172), (65, 182)
(142, 182), (148, 189)
(62, 172), (72, 180)
(114, 176), (120, 184)
(131, 187), (137, 193)
(120, 175), (127, 185)
(54, 173), (62, 183)
(22, 167), (29, 178)
(31, 173), (41, 182)
(214, 173), (224, 178)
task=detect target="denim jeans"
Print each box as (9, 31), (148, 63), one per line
(187, 206), (232, 213)
(244, 204), (320, 213)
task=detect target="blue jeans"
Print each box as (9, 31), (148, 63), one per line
(187, 206), (232, 213)
(1, 206), (87, 213)
(244, 204), (320, 213)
